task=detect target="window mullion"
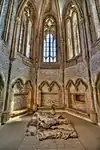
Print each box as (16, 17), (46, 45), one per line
(43, 16), (57, 63)
(71, 18), (75, 57)
(23, 16), (28, 56)
(49, 30), (50, 62)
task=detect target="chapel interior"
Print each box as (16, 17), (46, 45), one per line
(0, 0), (100, 150)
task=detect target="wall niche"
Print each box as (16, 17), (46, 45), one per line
(10, 79), (33, 115)
(96, 74), (100, 107)
(38, 81), (62, 108)
(66, 79), (88, 113)
(95, 73), (100, 123)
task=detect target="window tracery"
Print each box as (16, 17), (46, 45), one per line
(43, 16), (57, 63)
(65, 4), (81, 60)
(16, 5), (33, 59)
(3, 0), (14, 42)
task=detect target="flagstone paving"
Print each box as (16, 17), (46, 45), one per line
(0, 113), (100, 150)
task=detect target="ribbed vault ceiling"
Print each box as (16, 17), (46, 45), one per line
(34, 0), (66, 16)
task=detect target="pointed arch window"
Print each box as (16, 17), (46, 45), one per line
(72, 12), (81, 56)
(95, 0), (100, 21)
(66, 18), (73, 60)
(17, 9), (32, 59)
(3, 0), (14, 42)
(65, 5), (81, 60)
(0, 0), (4, 15)
(43, 16), (57, 63)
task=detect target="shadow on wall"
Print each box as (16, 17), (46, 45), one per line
(38, 81), (62, 108)
(66, 78), (88, 113)
(95, 73), (100, 123)
(9, 78), (33, 116)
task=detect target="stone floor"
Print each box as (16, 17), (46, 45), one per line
(0, 113), (100, 150)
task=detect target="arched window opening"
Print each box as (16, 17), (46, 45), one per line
(95, 0), (100, 21)
(72, 12), (81, 56)
(3, 0), (14, 42)
(26, 21), (32, 58)
(16, 6), (33, 59)
(43, 16), (57, 63)
(66, 19), (73, 60)
(0, 0), (4, 15)
(65, 4), (81, 60)
(18, 21), (24, 53)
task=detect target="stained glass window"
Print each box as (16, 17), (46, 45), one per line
(43, 16), (57, 63)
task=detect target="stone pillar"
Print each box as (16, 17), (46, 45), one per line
(81, 2), (98, 124)
(33, 60), (38, 111)
(0, 0), (9, 38)
(60, 38), (65, 107)
(9, 88), (14, 115)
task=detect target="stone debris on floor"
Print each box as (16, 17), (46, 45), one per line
(26, 112), (78, 141)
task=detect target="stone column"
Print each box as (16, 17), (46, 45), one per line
(60, 38), (65, 107)
(82, 4), (98, 123)
(9, 88), (14, 115)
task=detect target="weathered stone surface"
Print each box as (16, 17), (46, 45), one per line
(26, 112), (78, 141)
(26, 126), (36, 136)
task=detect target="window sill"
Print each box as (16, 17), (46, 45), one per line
(40, 62), (60, 69)
(65, 54), (83, 68)
(17, 52), (33, 67)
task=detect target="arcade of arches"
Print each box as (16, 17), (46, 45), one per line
(0, 0), (100, 127)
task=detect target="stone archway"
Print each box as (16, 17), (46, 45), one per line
(66, 78), (88, 113)
(10, 79), (34, 116)
(38, 81), (62, 108)
(10, 78), (27, 116)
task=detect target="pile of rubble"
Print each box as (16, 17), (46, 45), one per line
(26, 112), (78, 141)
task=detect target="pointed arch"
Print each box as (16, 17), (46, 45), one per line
(42, 15), (57, 63)
(11, 0), (37, 59)
(63, 1), (83, 61)
(75, 78), (88, 91)
(25, 80), (33, 88)
(50, 81), (61, 90)
(66, 80), (75, 90)
(39, 81), (50, 91)
(12, 78), (24, 88)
